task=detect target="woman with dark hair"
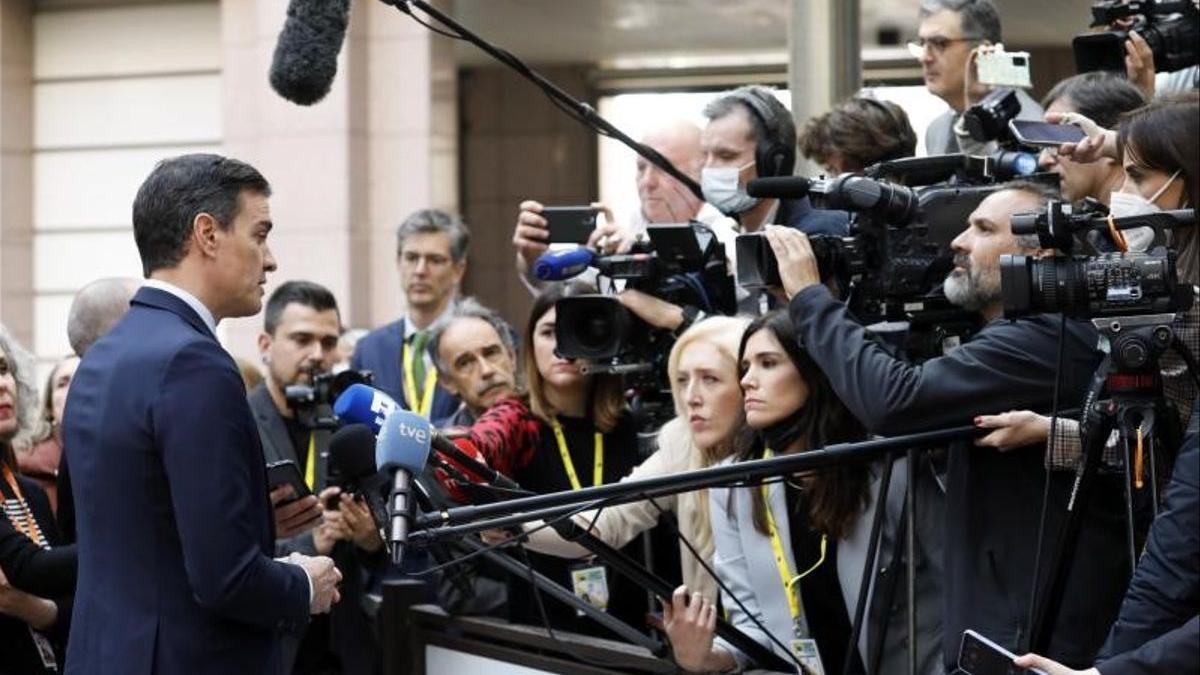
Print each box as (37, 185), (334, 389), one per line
(0, 325), (77, 674)
(448, 282), (647, 636)
(980, 94), (1198, 467)
(798, 96), (917, 175)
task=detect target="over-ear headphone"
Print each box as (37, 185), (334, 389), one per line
(726, 87), (796, 179)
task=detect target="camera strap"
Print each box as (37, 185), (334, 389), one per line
(550, 419), (603, 490)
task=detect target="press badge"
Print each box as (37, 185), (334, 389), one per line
(569, 563), (610, 616)
(789, 638), (825, 675)
(29, 628), (58, 671)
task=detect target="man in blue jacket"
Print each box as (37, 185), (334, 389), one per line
(63, 154), (342, 675)
(352, 209), (467, 426)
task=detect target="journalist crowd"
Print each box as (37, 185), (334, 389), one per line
(1, 0), (1198, 673)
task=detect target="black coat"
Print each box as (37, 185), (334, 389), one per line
(1095, 403), (1199, 674)
(788, 284), (1129, 668)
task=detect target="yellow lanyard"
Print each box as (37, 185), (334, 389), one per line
(304, 432), (316, 490)
(760, 449), (827, 635)
(402, 341), (438, 418)
(550, 419), (603, 490)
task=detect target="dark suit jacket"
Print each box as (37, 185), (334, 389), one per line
(63, 287), (310, 675)
(350, 318), (460, 426)
(778, 196), (851, 236)
(1096, 404), (1199, 674)
(248, 383), (383, 675)
(789, 284), (1128, 668)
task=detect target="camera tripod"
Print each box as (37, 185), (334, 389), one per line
(1029, 313), (1180, 653)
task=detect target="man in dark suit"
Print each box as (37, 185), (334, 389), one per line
(251, 280), (383, 674)
(351, 209), (467, 426)
(63, 154), (342, 675)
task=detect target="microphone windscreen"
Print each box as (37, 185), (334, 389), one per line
(376, 408), (433, 474)
(329, 423), (378, 481)
(334, 383), (397, 434)
(533, 247), (595, 281)
(269, 0), (353, 106)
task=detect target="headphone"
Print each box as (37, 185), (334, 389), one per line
(726, 88), (796, 179)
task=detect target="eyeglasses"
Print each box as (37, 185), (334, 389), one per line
(907, 36), (979, 57)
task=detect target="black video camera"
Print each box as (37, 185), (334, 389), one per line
(1074, 1), (1199, 74)
(285, 368), (374, 429)
(1000, 207), (1196, 319)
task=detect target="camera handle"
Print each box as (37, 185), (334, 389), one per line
(1028, 314), (1176, 654)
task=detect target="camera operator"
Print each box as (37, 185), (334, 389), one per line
(976, 95), (1198, 489)
(798, 96), (918, 175)
(427, 297), (520, 428)
(700, 85), (848, 236)
(513, 120), (717, 287)
(251, 281), (383, 675)
(765, 181), (1130, 668)
(1038, 73), (1146, 207)
(1014, 400), (1199, 675)
(913, 0), (1044, 156)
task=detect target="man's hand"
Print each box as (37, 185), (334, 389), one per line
(334, 493), (383, 553)
(975, 410), (1052, 450)
(586, 202), (637, 255)
(514, 200), (551, 270)
(292, 554), (342, 615)
(312, 487), (347, 555)
(765, 225), (822, 299)
(271, 485), (322, 540)
(1014, 653), (1099, 675)
(1045, 111), (1118, 164)
(616, 289), (685, 331)
(1124, 30), (1156, 100)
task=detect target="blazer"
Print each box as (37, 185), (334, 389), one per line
(62, 287), (310, 675)
(350, 318), (460, 426)
(709, 455), (943, 674)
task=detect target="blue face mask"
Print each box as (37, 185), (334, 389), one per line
(701, 160), (760, 215)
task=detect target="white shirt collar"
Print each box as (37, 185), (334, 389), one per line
(403, 301), (456, 341)
(143, 278), (218, 335)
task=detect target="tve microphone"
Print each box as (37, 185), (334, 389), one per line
(334, 383), (398, 433)
(269, 0), (353, 106)
(334, 384), (520, 491)
(376, 408), (433, 565)
(746, 176), (812, 199)
(533, 247), (594, 282)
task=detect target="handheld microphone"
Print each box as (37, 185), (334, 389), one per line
(334, 384), (520, 491)
(328, 423), (388, 535)
(269, 0), (353, 106)
(746, 176), (812, 199)
(375, 408), (433, 565)
(533, 247), (595, 282)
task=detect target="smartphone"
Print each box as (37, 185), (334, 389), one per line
(1009, 119), (1087, 148)
(957, 630), (1047, 675)
(542, 206), (599, 244)
(976, 46), (1032, 88)
(266, 460), (313, 506)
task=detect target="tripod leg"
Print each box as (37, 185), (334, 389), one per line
(843, 453), (896, 675)
(905, 448), (918, 675)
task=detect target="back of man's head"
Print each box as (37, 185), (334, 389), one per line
(703, 85), (797, 177)
(132, 153), (271, 277)
(263, 280), (340, 335)
(799, 97), (917, 173)
(1042, 72), (1146, 129)
(67, 277), (142, 356)
(918, 0), (1002, 43)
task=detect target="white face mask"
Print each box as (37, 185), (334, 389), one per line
(701, 160), (760, 216)
(1109, 169), (1182, 219)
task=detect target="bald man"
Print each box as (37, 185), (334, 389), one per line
(513, 119), (727, 281)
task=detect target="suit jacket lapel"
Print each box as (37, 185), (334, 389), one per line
(249, 384), (297, 465)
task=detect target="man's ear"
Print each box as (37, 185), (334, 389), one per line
(438, 372), (460, 397)
(257, 332), (272, 363)
(192, 212), (221, 259)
